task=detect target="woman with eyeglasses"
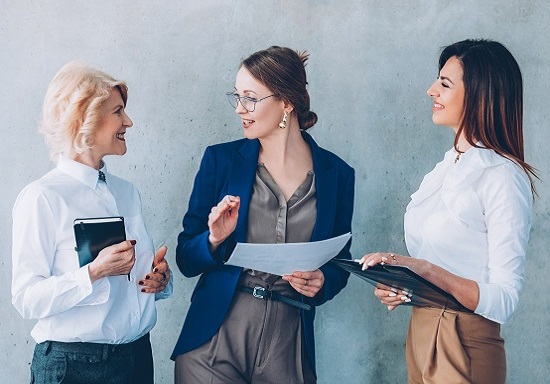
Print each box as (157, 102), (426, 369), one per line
(171, 46), (354, 383)
(359, 39), (536, 383)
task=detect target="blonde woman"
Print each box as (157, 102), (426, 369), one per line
(12, 61), (172, 384)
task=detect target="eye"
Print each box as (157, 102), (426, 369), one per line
(442, 82), (450, 88)
(114, 107), (123, 115)
(242, 95), (259, 103)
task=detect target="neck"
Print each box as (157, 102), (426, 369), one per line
(258, 125), (306, 165)
(70, 151), (103, 170)
(455, 134), (474, 153)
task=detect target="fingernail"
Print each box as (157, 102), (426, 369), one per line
(130, 240), (137, 245)
(353, 259), (362, 263)
(389, 293), (397, 297)
(381, 256), (388, 262)
(141, 289), (146, 293)
(400, 296), (408, 301)
(138, 281), (144, 285)
(145, 275), (150, 280)
(153, 268), (158, 273)
(390, 288), (398, 293)
(367, 260), (375, 266)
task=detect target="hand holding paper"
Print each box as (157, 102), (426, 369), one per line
(225, 232), (352, 276)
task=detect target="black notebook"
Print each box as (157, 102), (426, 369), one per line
(73, 216), (126, 267)
(330, 258), (471, 313)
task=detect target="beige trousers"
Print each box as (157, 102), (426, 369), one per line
(406, 306), (505, 384)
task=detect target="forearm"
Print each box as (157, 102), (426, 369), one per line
(12, 267), (108, 319)
(409, 258), (479, 311)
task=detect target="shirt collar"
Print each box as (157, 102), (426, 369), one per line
(57, 156), (108, 189)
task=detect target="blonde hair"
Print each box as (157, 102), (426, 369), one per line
(40, 61), (128, 161)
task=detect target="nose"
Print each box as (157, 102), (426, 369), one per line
(235, 99), (247, 114)
(427, 81), (438, 98)
(123, 110), (133, 127)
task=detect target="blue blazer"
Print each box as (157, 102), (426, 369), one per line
(171, 131), (355, 373)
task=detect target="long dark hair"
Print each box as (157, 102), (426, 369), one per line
(440, 39), (538, 193)
(241, 46), (318, 130)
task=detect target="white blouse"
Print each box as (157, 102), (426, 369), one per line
(404, 146), (532, 324)
(12, 157), (172, 344)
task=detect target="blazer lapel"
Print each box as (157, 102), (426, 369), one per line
(228, 139), (260, 243)
(303, 133), (337, 242)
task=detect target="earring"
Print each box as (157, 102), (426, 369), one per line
(279, 112), (288, 129)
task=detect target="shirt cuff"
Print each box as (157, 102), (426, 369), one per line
(475, 282), (506, 324)
(74, 266), (110, 306)
(155, 269), (174, 300)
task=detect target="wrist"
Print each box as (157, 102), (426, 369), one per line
(208, 234), (222, 252)
(87, 262), (102, 283)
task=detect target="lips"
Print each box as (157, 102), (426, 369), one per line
(432, 102), (444, 111)
(242, 119), (255, 128)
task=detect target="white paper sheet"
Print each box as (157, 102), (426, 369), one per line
(225, 232), (352, 276)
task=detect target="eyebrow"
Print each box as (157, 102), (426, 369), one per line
(440, 76), (455, 85)
(233, 87), (257, 95)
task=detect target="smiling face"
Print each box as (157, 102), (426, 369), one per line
(427, 56), (465, 133)
(234, 66), (287, 140)
(92, 88), (133, 160)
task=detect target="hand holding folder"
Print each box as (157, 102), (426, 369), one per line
(330, 258), (471, 312)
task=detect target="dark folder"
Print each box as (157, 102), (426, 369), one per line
(73, 216), (126, 267)
(330, 258), (471, 312)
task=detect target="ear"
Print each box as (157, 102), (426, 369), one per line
(283, 100), (294, 114)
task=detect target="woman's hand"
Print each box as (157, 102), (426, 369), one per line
(282, 269), (325, 297)
(88, 240), (137, 283)
(359, 252), (412, 310)
(374, 283), (411, 311)
(138, 246), (170, 293)
(208, 195), (240, 251)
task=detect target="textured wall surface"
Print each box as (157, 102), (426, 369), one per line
(1, 1), (548, 383)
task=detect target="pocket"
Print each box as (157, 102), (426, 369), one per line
(31, 349), (67, 384)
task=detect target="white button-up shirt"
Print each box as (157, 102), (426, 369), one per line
(12, 157), (172, 344)
(404, 146), (532, 324)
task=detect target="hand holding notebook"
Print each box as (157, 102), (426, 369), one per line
(73, 217), (134, 281)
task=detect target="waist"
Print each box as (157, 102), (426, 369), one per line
(37, 333), (150, 359)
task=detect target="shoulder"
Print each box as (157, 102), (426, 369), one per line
(471, 149), (532, 207)
(205, 138), (250, 155)
(305, 132), (354, 175)
(473, 148), (530, 190)
(13, 169), (63, 214)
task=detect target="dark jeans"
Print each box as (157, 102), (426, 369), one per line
(30, 333), (153, 384)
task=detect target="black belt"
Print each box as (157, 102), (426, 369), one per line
(237, 285), (311, 311)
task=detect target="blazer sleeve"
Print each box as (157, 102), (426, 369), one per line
(176, 146), (232, 277)
(311, 166), (355, 306)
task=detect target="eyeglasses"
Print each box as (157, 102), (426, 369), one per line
(225, 92), (276, 112)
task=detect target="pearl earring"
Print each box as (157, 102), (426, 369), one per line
(279, 112), (288, 129)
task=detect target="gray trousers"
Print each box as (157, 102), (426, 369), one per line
(30, 333), (153, 384)
(175, 273), (316, 384)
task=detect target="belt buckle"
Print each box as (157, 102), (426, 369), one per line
(252, 286), (266, 299)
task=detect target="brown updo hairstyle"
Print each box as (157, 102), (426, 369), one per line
(241, 46), (318, 130)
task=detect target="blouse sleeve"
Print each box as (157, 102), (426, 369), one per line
(475, 164), (533, 324)
(11, 185), (109, 320)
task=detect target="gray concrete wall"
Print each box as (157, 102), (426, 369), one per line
(1, 1), (548, 382)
